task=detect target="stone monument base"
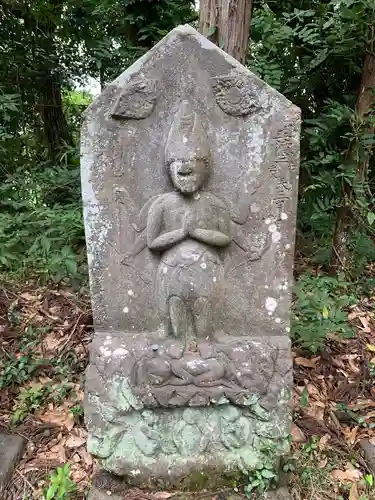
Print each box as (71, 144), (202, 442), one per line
(88, 471), (291, 499)
(85, 332), (292, 484)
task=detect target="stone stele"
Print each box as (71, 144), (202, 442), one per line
(81, 24), (301, 485)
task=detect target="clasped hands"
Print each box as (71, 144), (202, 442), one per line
(182, 212), (203, 239)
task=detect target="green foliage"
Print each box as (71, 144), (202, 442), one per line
(45, 464), (77, 500)
(244, 457), (279, 496)
(0, 0), (196, 283)
(11, 380), (82, 425)
(70, 403), (84, 418)
(0, 326), (50, 389)
(336, 402), (375, 429)
(12, 383), (47, 425)
(292, 273), (354, 352)
(251, 0), (375, 270)
(302, 436), (319, 456)
(0, 352), (44, 389)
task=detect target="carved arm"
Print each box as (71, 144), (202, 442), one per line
(190, 229), (231, 247)
(190, 199), (232, 247)
(148, 229), (187, 251)
(147, 199), (187, 252)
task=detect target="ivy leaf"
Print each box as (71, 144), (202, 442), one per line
(65, 259), (77, 276)
(206, 26), (216, 37)
(261, 469), (276, 479)
(367, 212), (375, 226)
(322, 306), (329, 319)
(365, 474), (373, 487)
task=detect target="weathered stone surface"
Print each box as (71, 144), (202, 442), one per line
(212, 71), (263, 116)
(0, 433), (26, 493)
(88, 486), (122, 500)
(87, 371), (290, 479)
(360, 440), (375, 476)
(88, 332), (291, 409)
(82, 23), (300, 483)
(111, 76), (156, 120)
(259, 487), (291, 500)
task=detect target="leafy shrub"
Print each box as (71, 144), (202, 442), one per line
(45, 464), (77, 500)
(0, 164), (86, 283)
(292, 273), (354, 352)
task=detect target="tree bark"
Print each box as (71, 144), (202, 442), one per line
(40, 77), (73, 163)
(1, 0), (73, 163)
(199, 0), (253, 64)
(331, 52), (375, 274)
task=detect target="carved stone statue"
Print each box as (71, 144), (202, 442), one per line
(124, 100), (268, 345)
(82, 24), (300, 490)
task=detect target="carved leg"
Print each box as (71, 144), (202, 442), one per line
(193, 297), (213, 338)
(163, 315), (173, 336)
(169, 296), (188, 339)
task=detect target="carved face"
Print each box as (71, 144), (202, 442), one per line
(169, 158), (208, 194)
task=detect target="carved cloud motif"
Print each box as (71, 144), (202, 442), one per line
(212, 73), (261, 117)
(111, 76), (156, 120)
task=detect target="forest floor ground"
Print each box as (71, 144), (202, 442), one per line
(1, 278), (375, 500)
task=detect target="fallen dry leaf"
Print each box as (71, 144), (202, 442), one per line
(43, 333), (63, 351)
(74, 427), (88, 439)
(349, 482), (358, 500)
(79, 447), (93, 467)
(291, 423), (306, 442)
(21, 292), (37, 301)
(295, 357), (318, 368)
(49, 442), (67, 462)
(305, 405), (325, 422)
(70, 464), (87, 484)
(366, 344), (375, 352)
(342, 354), (361, 374)
(327, 332), (347, 343)
(331, 464), (362, 482)
(359, 316), (371, 332)
(318, 433), (331, 450)
(305, 383), (321, 399)
(65, 435), (86, 449)
(153, 493), (172, 499)
(343, 425), (358, 445)
(318, 457), (328, 468)
(38, 405), (75, 431)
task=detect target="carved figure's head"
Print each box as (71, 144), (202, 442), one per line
(165, 100), (210, 195)
(168, 157), (208, 194)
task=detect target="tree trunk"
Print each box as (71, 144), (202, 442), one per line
(0, 0), (72, 163)
(331, 52), (375, 274)
(199, 0), (253, 64)
(40, 76), (73, 163)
